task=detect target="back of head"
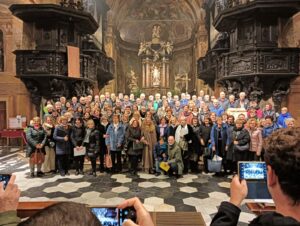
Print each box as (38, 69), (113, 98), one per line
(264, 128), (300, 205)
(18, 202), (101, 226)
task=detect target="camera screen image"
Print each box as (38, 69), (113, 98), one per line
(0, 174), (11, 189)
(239, 162), (267, 180)
(91, 208), (119, 226)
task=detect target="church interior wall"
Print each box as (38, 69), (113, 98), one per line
(278, 12), (300, 125)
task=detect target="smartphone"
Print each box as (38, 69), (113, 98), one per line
(91, 207), (136, 226)
(238, 162), (267, 180)
(0, 174), (11, 190)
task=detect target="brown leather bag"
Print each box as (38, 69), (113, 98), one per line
(105, 153), (112, 168)
(30, 149), (45, 165)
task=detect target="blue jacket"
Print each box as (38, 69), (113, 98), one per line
(53, 125), (71, 155)
(277, 112), (292, 128)
(105, 123), (125, 151)
(209, 105), (225, 117)
(262, 123), (279, 138)
(210, 124), (231, 155)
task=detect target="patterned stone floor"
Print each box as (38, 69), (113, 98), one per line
(0, 147), (256, 226)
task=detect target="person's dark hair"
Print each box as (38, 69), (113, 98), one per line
(18, 202), (101, 226)
(74, 117), (84, 125)
(227, 115), (235, 121)
(264, 128), (300, 205)
(264, 115), (273, 122)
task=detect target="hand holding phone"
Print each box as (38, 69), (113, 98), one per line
(0, 175), (21, 213)
(91, 207), (136, 226)
(229, 175), (248, 207)
(118, 197), (154, 226)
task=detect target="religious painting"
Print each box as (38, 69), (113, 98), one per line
(119, 50), (141, 94)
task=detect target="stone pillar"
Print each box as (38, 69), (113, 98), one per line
(142, 60), (146, 88)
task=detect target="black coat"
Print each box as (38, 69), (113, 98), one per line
(85, 129), (100, 157)
(211, 201), (300, 226)
(233, 127), (250, 148)
(99, 123), (110, 146)
(199, 124), (212, 146)
(70, 125), (85, 147)
(126, 126), (143, 156)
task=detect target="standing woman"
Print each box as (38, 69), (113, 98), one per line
(247, 118), (263, 161)
(70, 117), (85, 175)
(84, 119), (100, 177)
(53, 116), (71, 177)
(98, 116), (110, 172)
(105, 114), (125, 173)
(42, 116), (56, 174)
(233, 119), (251, 170)
(190, 117), (202, 173)
(200, 117), (213, 173)
(141, 117), (157, 174)
(156, 117), (169, 141)
(210, 117), (230, 175)
(26, 117), (47, 177)
(126, 119), (144, 175)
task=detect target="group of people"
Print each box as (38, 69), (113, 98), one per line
(2, 128), (300, 226)
(25, 90), (297, 178)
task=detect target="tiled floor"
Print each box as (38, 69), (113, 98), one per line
(0, 147), (256, 226)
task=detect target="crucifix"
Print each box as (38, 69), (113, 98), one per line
(176, 73), (191, 93)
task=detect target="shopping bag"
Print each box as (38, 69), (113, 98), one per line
(208, 155), (222, 172)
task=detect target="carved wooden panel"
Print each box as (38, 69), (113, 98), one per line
(229, 57), (254, 75)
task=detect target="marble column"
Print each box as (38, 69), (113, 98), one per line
(162, 59), (166, 87)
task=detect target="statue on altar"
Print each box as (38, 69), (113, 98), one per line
(152, 25), (161, 43)
(151, 65), (160, 87)
(127, 69), (138, 92)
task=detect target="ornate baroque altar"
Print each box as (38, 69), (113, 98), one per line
(138, 25), (173, 94)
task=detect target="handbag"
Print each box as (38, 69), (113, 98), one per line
(234, 143), (249, 151)
(105, 154), (112, 168)
(30, 149), (45, 165)
(132, 142), (144, 151)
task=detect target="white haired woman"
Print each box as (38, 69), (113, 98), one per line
(26, 117), (47, 178)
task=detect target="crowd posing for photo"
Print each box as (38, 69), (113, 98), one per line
(24, 91), (297, 178)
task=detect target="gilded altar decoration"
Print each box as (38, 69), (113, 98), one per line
(138, 25), (173, 93)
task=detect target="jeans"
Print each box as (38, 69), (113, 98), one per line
(155, 157), (167, 173)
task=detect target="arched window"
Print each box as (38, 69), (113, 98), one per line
(0, 30), (4, 72)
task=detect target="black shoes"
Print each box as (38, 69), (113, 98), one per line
(155, 172), (161, 176)
(30, 172), (35, 178)
(37, 171), (44, 177)
(75, 171), (79, 176)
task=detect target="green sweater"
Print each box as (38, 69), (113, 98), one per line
(0, 211), (20, 226)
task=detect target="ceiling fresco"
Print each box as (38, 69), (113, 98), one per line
(107, 0), (204, 44)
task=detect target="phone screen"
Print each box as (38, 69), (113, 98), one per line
(91, 207), (133, 226)
(238, 162), (267, 180)
(0, 174), (11, 190)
